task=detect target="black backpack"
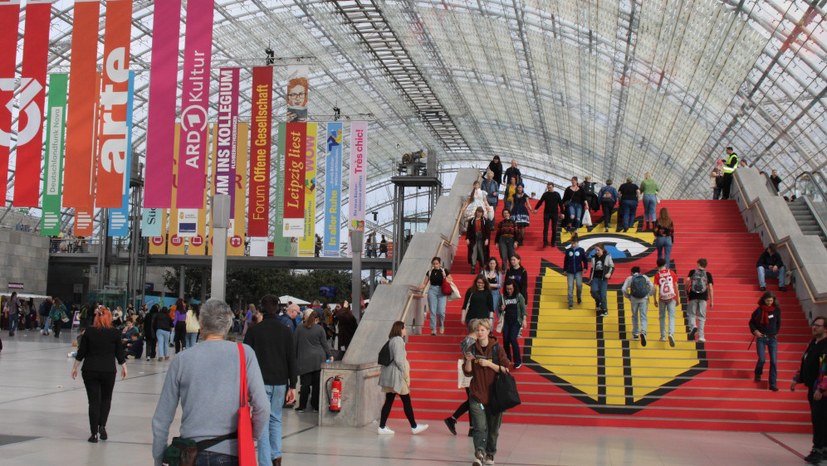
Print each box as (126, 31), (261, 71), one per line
(690, 269), (708, 294)
(378, 340), (393, 366)
(630, 275), (650, 299)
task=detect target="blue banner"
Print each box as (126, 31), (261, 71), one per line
(323, 122), (343, 257)
(108, 72), (135, 237)
(141, 208), (162, 237)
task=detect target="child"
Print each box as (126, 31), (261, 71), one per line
(126, 333), (144, 359)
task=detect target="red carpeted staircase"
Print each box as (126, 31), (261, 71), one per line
(398, 200), (812, 433)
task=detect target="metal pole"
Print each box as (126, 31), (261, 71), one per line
(178, 265), (185, 299)
(210, 194), (231, 302)
(350, 229), (363, 323)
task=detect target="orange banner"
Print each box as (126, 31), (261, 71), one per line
(189, 124), (213, 256)
(167, 124), (185, 255)
(63, 0), (100, 209)
(229, 123), (248, 256)
(148, 208), (168, 255)
(95, 0), (132, 207)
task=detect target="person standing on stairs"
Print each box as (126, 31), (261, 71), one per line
(589, 243), (614, 318)
(505, 254), (529, 305)
(597, 180), (619, 232)
(790, 316), (827, 464)
(482, 258), (503, 331)
(640, 172), (660, 231)
(720, 146), (739, 200)
(462, 277), (494, 327)
(503, 159), (522, 187)
(618, 178), (640, 232)
(510, 184), (532, 240)
(757, 244), (787, 292)
(655, 258), (678, 347)
(770, 169), (782, 194)
(562, 177), (586, 233)
(425, 257), (450, 335)
(653, 208), (675, 269)
(466, 207), (491, 275)
(500, 280), (526, 369)
(622, 266), (654, 347)
(482, 170), (500, 217)
(377, 321), (429, 435)
(495, 209), (519, 268)
(750, 291), (782, 392)
(533, 182), (563, 248)
(564, 234), (588, 310)
(686, 258), (714, 343)
(487, 156), (503, 186)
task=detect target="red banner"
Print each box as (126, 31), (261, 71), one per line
(95, 0), (132, 208)
(63, 0), (100, 209)
(247, 66), (272, 237)
(0, 0), (20, 205)
(282, 122), (306, 236)
(143, 0), (181, 208)
(14, 0), (50, 207)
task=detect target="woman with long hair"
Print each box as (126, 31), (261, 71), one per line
(172, 299), (188, 353)
(378, 321), (429, 435)
(653, 207), (675, 268)
(463, 180), (490, 228)
(503, 176), (518, 212)
(335, 302), (358, 353)
(640, 172), (660, 230)
(505, 253), (529, 304)
(466, 206), (491, 275)
(590, 243), (615, 318)
(482, 258), (503, 327)
(49, 297), (68, 338)
(510, 184), (531, 238)
(749, 291), (782, 391)
(462, 276), (494, 326)
(71, 307), (127, 442)
(153, 306), (173, 361)
(295, 310), (332, 412)
(424, 257), (451, 335)
(184, 303), (200, 348)
(500, 280), (527, 369)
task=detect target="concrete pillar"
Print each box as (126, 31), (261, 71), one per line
(210, 194), (230, 302)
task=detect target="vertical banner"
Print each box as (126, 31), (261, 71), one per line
(143, 0), (181, 208)
(285, 65), (309, 123)
(175, 0), (215, 209)
(348, 121), (368, 232)
(188, 124), (214, 256)
(14, 0), (51, 207)
(108, 71), (135, 237)
(141, 208), (162, 237)
(0, 0), (20, 205)
(272, 123), (290, 256)
(62, 0), (101, 209)
(73, 71), (101, 238)
(167, 124), (185, 255)
(41, 73), (68, 237)
(215, 67), (239, 216)
(283, 122), (306, 237)
(96, 0), (133, 208)
(74, 209), (94, 237)
(323, 122), (343, 257)
(298, 124), (317, 256)
(147, 209), (167, 254)
(229, 122), (248, 256)
(247, 66), (272, 238)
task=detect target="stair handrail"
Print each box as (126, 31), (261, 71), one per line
(794, 171), (827, 203)
(801, 195), (827, 248)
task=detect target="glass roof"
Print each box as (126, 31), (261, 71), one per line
(4, 0), (826, 237)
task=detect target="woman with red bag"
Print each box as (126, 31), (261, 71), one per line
(424, 257), (451, 336)
(152, 299), (269, 466)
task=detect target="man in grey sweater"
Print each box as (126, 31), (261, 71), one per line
(152, 299), (269, 465)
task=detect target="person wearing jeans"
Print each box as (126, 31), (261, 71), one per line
(757, 244), (786, 291)
(5, 291), (19, 336)
(597, 180), (619, 231)
(622, 267), (654, 346)
(655, 258), (678, 347)
(152, 307), (173, 361)
(640, 172), (659, 230)
(425, 257), (450, 335)
(589, 244), (614, 317)
(750, 291), (782, 391)
(499, 281), (526, 369)
(563, 234), (588, 309)
(790, 316), (827, 465)
(618, 178), (640, 232)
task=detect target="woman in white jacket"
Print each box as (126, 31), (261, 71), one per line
(184, 304), (200, 349)
(377, 321), (429, 435)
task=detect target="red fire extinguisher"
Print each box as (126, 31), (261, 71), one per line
(327, 376), (342, 412)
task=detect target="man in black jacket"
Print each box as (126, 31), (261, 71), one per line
(791, 316), (827, 464)
(503, 159), (522, 187)
(244, 294), (298, 466)
(757, 244), (786, 292)
(533, 182), (563, 247)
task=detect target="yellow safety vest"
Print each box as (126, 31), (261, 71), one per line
(722, 153), (738, 174)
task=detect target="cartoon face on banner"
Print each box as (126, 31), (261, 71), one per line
(527, 224), (704, 413)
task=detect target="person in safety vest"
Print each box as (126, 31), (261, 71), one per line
(721, 146), (739, 200)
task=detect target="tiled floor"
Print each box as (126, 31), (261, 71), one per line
(0, 330), (811, 465)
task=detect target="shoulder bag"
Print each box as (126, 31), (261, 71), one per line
(236, 343), (257, 465)
(487, 345), (522, 414)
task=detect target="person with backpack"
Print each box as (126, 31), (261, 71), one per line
(686, 258), (714, 342)
(589, 243), (614, 317)
(750, 291), (782, 391)
(563, 234), (588, 310)
(655, 258), (679, 347)
(377, 321), (429, 435)
(790, 316), (827, 464)
(622, 266), (655, 346)
(597, 179), (619, 231)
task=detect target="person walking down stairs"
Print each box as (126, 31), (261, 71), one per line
(750, 291), (782, 392)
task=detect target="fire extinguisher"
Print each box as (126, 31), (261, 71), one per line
(327, 376), (342, 412)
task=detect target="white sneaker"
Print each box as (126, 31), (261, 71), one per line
(411, 424), (429, 435)
(377, 426), (395, 435)
(698, 338), (706, 342)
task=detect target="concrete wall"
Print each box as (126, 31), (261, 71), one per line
(0, 228), (50, 295)
(733, 167), (827, 320)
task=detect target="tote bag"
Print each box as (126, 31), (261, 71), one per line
(236, 343), (257, 466)
(488, 369), (521, 414)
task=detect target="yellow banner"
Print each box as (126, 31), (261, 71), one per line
(229, 123), (248, 256)
(189, 124), (213, 256)
(148, 209), (168, 255)
(298, 123), (317, 257)
(167, 124), (186, 255)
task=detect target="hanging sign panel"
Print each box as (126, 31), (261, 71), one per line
(107, 71), (135, 237)
(323, 122), (342, 257)
(247, 66), (272, 238)
(215, 67), (239, 216)
(40, 73), (68, 237)
(283, 122), (306, 237)
(0, 0), (20, 205)
(348, 121), (368, 232)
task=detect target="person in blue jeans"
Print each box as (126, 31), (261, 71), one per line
(4, 291), (20, 336)
(589, 243), (614, 317)
(424, 257), (450, 335)
(653, 208), (675, 268)
(617, 178), (640, 232)
(756, 244), (787, 292)
(153, 307), (173, 361)
(622, 266), (655, 346)
(499, 280), (526, 369)
(749, 291), (782, 391)
(640, 172), (659, 231)
(563, 234), (588, 309)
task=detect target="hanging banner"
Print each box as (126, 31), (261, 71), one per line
(283, 122), (306, 237)
(285, 65), (309, 123)
(229, 122), (248, 256)
(40, 73), (68, 237)
(96, 0), (133, 208)
(348, 121), (368, 232)
(215, 67), (239, 216)
(323, 122), (343, 257)
(167, 124), (185, 255)
(248, 66), (272, 238)
(14, 0), (51, 207)
(107, 71), (135, 237)
(298, 123), (317, 256)
(175, 0), (215, 209)
(63, 0), (100, 209)
(141, 208), (162, 237)
(143, 0), (181, 208)
(74, 209), (94, 237)
(147, 209), (167, 254)
(0, 0), (20, 205)
(273, 123), (290, 256)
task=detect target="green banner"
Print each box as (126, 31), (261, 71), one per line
(273, 122), (291, 256)
(41, 73), (68, 236)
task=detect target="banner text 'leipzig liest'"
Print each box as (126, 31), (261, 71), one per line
(247, 66), (272, 238)
(283, 122), (307, 237)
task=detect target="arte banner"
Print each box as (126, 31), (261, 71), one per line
(96, 0), (133, 208)
(0, 0), (20, 205)
(285, 65), (309, 123)
(215, 67), (239, 216)
(14, 0), (51, 207)
(229, 122), (248, 256)
(298, 123), (317, 256)
(272, 123), (290, 257)
(40, 73), (68, 237)
(283, 122), (306, 237)
(147, 209), (167, 254)
(348, 121), (368, 232)
(175, 0), (215, 209)
(107, 71), (135, 237)
(323, 122), (343, 257)
(143, 0), (181, 208)
(63, 0), (100, 209)
(141, 208), (162, 237)
(248, 66), (272, 238)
